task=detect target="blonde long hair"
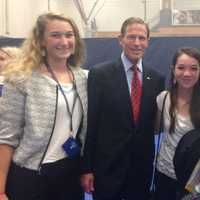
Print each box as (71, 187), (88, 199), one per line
(3, 12), (85, 81)
(0, 46), (21, 72)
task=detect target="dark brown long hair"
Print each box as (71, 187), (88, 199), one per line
(169, 47), (200, 133)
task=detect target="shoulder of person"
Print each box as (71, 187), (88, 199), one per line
(82, 69), (89, 78)
(0, 76), (4, 83)
(70, 66), (89, 82)
(157, 90), (169, 110)
(3, 71), (33, 93)
(142, 61), (164, 77)
(93, 59), (119, 70)
(89, 59), (121, 79)
(145, 67), (164, 79)
(3, 78), (26, 96)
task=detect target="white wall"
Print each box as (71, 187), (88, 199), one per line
(9, 0), (50, 37)
(173, 0), (200, 10)
(0, 0), (50, 38)
(0, 0), (161, 38)
(95, 0), (144, 31)
(0, 0), (6, 36)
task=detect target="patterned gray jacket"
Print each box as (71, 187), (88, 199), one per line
(0, 67), (87, 170)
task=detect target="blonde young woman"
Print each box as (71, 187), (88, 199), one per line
(155, 47), (200, 200)
(0, 13), (87, 200)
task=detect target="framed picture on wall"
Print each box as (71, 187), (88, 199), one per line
(172, 9), (200, 25)
(172, 0), (200, 25)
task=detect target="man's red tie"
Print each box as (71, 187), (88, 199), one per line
(131, 66), (142, 124)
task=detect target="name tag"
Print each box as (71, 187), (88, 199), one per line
(62, 136), (80, 158)
(0, 84), (4, 97)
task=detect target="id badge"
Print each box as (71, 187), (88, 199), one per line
(62, 136), (80, 158)
(0, 84), (3, 97)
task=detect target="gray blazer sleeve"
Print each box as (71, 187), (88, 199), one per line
(0, 82), (26, 147)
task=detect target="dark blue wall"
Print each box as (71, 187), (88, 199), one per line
(84, 37), (200, 76)
(0, 37), (24, 47)
(1, 36), (200, 80)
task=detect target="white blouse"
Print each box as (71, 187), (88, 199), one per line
(42, 75), (82, 164)
(156, 91), (194, 179)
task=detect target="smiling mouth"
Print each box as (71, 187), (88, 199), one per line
(132, 50), (142, 55)
(182, 80), (193, 84)
(130, 48), (142, 52)
(182, 78), (192, 81)
(57, 48), (71, 53)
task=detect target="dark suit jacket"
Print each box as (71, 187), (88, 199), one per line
(83, 58), (165, 200)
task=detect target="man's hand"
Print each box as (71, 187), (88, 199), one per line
(81, 173), (95, 194)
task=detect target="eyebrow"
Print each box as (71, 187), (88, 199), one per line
(176, 64), (199, 67)
(49, 31), (74, 34)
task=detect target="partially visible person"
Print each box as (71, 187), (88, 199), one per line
(81, 17), (165, 200)
(0, 47), (20, 71)
(155, 47), (200, 200)
(0, 47), (21, 96)
(0, 48), (11, 71)
(0, 12), (87, 200)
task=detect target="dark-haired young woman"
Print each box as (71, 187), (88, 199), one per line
(155, 47), (200, 200)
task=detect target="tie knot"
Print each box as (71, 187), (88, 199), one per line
(132, 65), (138, 72)
(132, 66), (139, 77)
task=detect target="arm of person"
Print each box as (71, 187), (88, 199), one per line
(154, 90), (168, 134)
(154, 109), (162, 134)
(0, 145), (14, 200)
(0, 82), (26, 199)
(153, 72), (165, 134)
(81, 66), (104, 193)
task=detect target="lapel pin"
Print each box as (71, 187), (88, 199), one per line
(146, 76), (151, 80)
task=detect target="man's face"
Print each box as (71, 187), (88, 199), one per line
(119, 23), (149, 64)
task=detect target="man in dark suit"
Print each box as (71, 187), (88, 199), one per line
(81, 17), (165, 200)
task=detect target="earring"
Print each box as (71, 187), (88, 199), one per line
(41, 48), (46, 57)
(173, 78), (177, 85)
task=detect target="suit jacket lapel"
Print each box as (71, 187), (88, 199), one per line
(112, 59), (134, 128)
(71, 67), (87, 117)
(139, 65), (154, 126)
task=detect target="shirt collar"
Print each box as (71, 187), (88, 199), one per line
(121, 52), (143, 73)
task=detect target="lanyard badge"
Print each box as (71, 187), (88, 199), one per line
(62, 136), (80, 158)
